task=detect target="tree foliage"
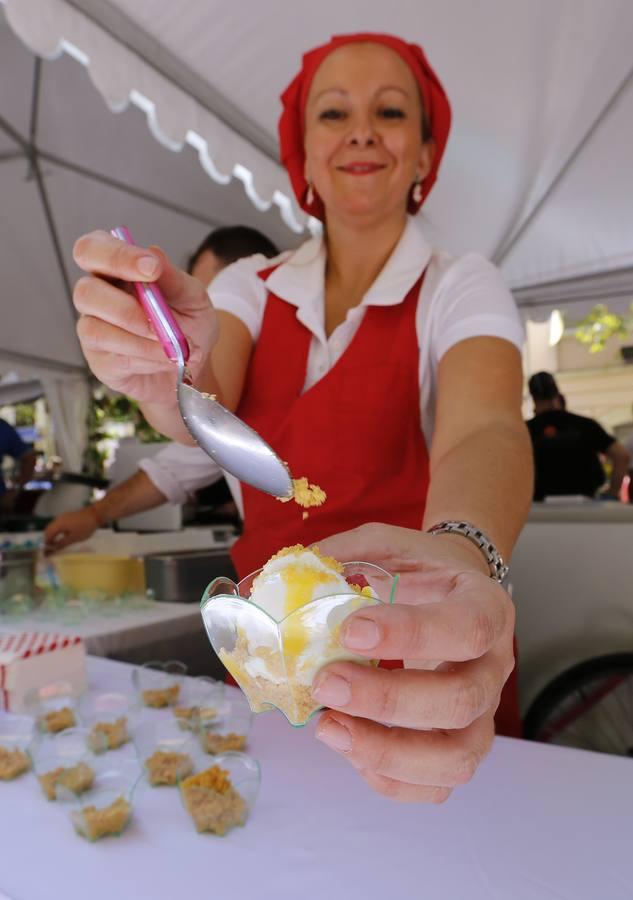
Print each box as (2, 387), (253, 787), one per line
(574, 303), (633, 353)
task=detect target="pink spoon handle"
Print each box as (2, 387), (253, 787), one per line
(110, 226), (190, 363)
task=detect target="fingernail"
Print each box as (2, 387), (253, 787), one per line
(312, 673), (351, 707)
(316, 719), (352, 752)
(137, 255), (159, 277)
(342, 616), (380, 650)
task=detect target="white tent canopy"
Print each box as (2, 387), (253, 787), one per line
(4, 0), (633, 324)
(1, 0), (633, 464)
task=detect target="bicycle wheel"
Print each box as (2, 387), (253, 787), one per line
(523, 653), (633, 756)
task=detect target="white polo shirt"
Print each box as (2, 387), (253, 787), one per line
(140, 218), (524, 516)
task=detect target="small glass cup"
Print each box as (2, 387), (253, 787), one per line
(64, 760), (141, 841)
(79, 691), (133, 754)
(178, 751), (260, 836)
(31, 727), (96, 801)
(0, 713), (34, 780)
(199, 690), (252, 755)
(172, 676), (226, 733)
(200, 561), (396, 726)
(25, 680), (82, 735)
(133, 719), (198, 787)
(132, 660), (187, 709)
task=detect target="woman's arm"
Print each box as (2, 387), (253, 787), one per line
(423, 335), (533, 564)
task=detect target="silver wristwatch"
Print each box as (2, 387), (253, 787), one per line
(427, 521), (509, 583)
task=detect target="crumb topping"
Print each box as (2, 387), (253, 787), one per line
(277, 478), (326, 510)
(262, 544), (342, 573)
(181, 765), (231, 794)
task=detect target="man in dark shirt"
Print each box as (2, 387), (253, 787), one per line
(0, 418), (36, 513)
(527, 372), (630, 501)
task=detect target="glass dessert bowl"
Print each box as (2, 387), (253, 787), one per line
(0, 713), (34, 780)
(79, 691), (133, 754)
(31, 727), (96, 801)
(172, 676), (226, 733)
(201, 545), (396, 726)
(63, 760), (142, 841)
(133, 719), (199, 787)
(199, 690), (252, 755)
(131, 660), (187, 709)
(25, 680), (82, 735)
(178, 751), (260, 836)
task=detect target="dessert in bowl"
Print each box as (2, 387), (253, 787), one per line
(178, 751), (260, 836)
(201, 545), (396, 726)
(131, 660), (187, 709)
(0, 713), (34, 780)
(79, 691), (133, 753)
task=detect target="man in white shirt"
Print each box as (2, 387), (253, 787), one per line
(44, 226), (278, 550)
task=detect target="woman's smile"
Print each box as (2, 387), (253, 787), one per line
(336, 161), (388, 175)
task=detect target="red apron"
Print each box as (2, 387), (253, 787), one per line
(229, 266), (522, 738)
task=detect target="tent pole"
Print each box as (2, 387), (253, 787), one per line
(32, 155), (75, 317)
(24, 57), (76, 321)
(0, 113), (29, 151)
(38, 150), (221, 228)
(0, 150), (24, 163)
(26, 57), (42, 180)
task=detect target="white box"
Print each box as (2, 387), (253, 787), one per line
(0, 633), (87, 713)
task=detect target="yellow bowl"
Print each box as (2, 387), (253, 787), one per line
(55, 554), (145, 595)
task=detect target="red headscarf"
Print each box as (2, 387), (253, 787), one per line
(279, 33), (452, 220)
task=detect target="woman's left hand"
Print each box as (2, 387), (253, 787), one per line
(311, 523), (516, 803)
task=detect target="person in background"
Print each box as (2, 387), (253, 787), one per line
(43, 226), (278, 551)
(0, 418), (36, 515)
(527, 371), (630, 501)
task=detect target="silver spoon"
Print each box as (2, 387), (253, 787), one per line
(111, 227), (293, 499)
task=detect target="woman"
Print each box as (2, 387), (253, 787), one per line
(73, 33), (532, 801)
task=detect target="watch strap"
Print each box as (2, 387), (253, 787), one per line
(427, 520), (509, 583)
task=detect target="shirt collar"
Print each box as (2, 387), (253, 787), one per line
(264, 217), (432, 311)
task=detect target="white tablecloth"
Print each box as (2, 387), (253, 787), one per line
(0, 603), (202, 656)
(1, 656), (632, 900)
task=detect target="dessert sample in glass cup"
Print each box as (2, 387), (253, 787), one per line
(79, 691), (132, 753)
(179, 751), (260, 836)
(172, 676), (226, 733)
(132, 660), (187, 709)
(201, 544), (396, 726)
(0, 713), (34, 780)
(25, 680), (81, 735)
(63, 761), (141, 842)
(134, 719), (197, 787)
(199, 691), (252, 755)
(31, 728), (96, 801)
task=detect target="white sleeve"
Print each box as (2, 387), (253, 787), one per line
(210, 252), (286, 341)
(431, 253), (525, 361)
(138, 443), (223, 504)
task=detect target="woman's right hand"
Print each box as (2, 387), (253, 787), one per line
(73, 230), (218, 406)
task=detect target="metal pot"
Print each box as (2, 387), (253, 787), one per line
(144, 548), (236, 604)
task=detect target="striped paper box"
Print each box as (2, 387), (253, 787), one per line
(0, 632), (87, 713)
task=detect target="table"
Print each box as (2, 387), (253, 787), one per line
(1, 657), (632, 900)
(0, 603), (202, 657)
